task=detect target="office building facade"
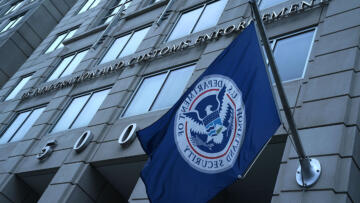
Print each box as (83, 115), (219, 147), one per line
(0, 0), (77, 88)
(0, 0), (359, 202)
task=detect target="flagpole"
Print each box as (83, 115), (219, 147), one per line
(249, 0), (321, 188)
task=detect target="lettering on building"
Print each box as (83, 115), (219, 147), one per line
(22, 0), (330, 100)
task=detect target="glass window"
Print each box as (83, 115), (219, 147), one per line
(51, 89), (110, 133)
(148, 0), (161, 5)
(151, 67), (194, 110)
(71, 89), (110, 128)
(101, 0), (132, 25)
(259, 0), (288, 10)
(4, 1), (23, 15)
(47, 49), (88, 82)
(100, 27), (150, 64)
(78, 0), (102, 14)
(167, 0), (227, 42)
(270, 29), (315, 82)
(45, 28), (78, 54)
(0, 106), (45, 144)
(0, 14), (23, 33)
(123, 65), (195, 117)
(5, 75), (32, 101)
(192, 0), (227, 33)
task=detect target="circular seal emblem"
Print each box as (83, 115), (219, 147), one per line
(174, 74), (246, 174)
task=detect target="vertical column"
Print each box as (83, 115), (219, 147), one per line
(272, 0), (360, 202)
(128, 179), (149, 203)
(39, 163), (125, 203)
(0, 174), (39, 203)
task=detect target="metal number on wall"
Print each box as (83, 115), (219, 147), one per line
(73, 130), (93, 152)
(36, 140), (57, 160)
(119, 123), (137, 145)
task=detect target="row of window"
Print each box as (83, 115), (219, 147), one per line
(43, 0), (228, 59)
(76, 0), (287, 17)
(0, 63), (195, 144)
(77, 0), (163, 16)
(1, 0), (315, 102)
(3, 25), (316, 105)
(43, 0), (288, 57)
(0, 25), (316, 144)
(0, 0), (313, 144)
(0, 0), (37, 33)
(0, 0), (288, 35)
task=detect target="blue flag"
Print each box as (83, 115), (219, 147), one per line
(137, 22), (280, 203)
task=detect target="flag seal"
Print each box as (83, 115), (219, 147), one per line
(174, 74), (246, 174)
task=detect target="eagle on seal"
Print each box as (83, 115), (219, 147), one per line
(183, 85), (234, 152)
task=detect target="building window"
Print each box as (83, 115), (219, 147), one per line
(123, 64), (195, 117)
(45, 28), (78, 54)
(5, 74), (32, 101)
(4, 0), (23, 15)
(148, 0), (161, 5)
(0, 106), (45, 144)
(270, 29), (316, 82)
(259, 0), (288, 10)
(0, 14), (24, 33)
(167, 0), (227, 42)
(100, 26), (150, 64)
(51, 88), (110, 133)
(101, 0), (132, 25)
(47, 49), (88, 82)
(78, 0), (102, 14)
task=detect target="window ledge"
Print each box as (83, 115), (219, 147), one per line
(48, 126), (88, 137)
(62, 0), (170, 45)
(62, 24), (108, 45)
(125, 0), (169, 20)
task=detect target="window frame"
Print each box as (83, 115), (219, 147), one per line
(44, 27), (79, 54)
(258, 0), (288, 10)
(100, 0), (132, 25)
(0, 105), (46, 144)
(99, 25), (151, 64)
(146, 0), (162, 6)
(77, 0), (102, 14)
(4, 73), (33, 101)
(4, 0), (23, 15)
(122, 63), (196, 117)
(165, 0), (227, 42)
(50, 87), (111, 133)
(268, 27), (317, 83)
(47, 48), (90, 82)
(0, 13), (24, 33)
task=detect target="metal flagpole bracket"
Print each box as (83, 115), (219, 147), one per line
(249, 0), (322, 188)
(296, 158), (321, 187)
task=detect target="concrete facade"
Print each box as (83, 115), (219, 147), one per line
(0, 0), (77, 88)
(0, 0), (359, 202)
